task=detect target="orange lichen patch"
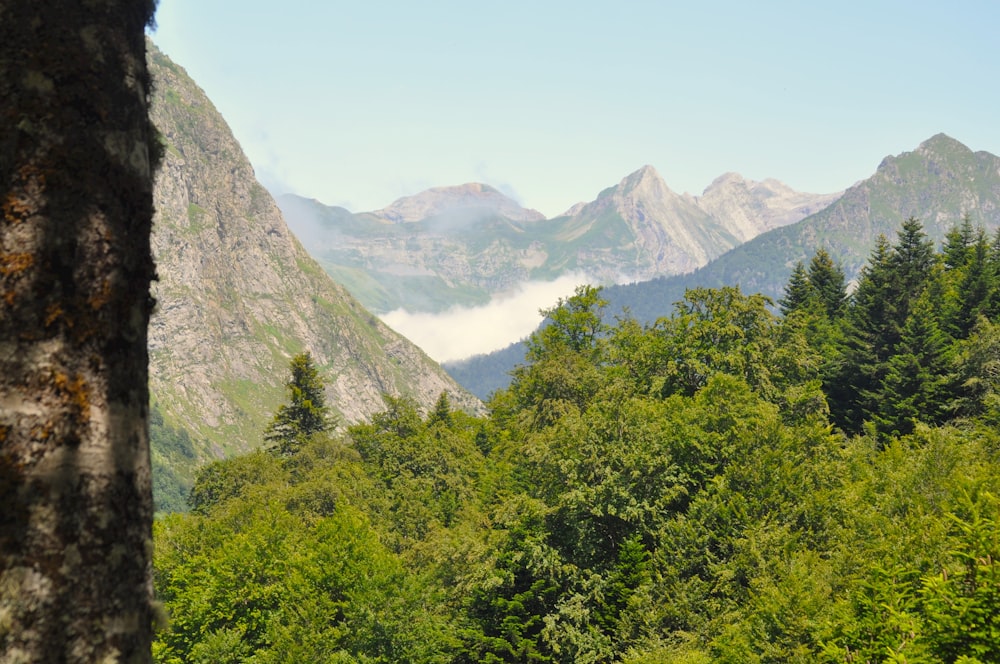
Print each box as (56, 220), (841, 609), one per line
(17, 163), (46, 186)
(44, 304), (65, 328)
(2, 165), (46, 222)
(2, 192), (32, 222)
(53, 372), (90, 424)
(3, 290), (15, 306)
(0, 252), (34, 276)
(30, 423), (53, 441)
(88, 279), (111, 310)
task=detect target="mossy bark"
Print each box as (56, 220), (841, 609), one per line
(0, 1), (159, 661)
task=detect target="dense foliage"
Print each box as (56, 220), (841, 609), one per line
(150, 402), (198, 513)
(154, 219), (1000, 663)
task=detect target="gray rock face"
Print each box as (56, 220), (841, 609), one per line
(147, 44), (478, 458)
(371, 183), (546, 223)
(695, 172), (843, 242)
(562, 165), (739, 278)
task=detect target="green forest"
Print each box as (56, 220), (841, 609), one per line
(153, 218), (1000, 663)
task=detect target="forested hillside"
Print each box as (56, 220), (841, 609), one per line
(154, 218), (1000, 663)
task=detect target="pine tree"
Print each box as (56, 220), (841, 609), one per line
(831, 221), (942, 434)
(427, 391), (455, 428)
(887, 217), (936, 328)
(265, 352), (332, 457)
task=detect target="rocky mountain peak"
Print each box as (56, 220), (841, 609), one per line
(696, 172), (841, 242)
(617, 164), (674, 199)
(917, 132), (970, 156)
(705, 172), (747, 190)
(371, 182), (545, 223)
(878, 133), (974, 174)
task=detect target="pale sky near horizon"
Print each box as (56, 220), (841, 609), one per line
(150, 1), (1000, 219)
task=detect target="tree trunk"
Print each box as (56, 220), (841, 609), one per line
(0, 1), (160, 661)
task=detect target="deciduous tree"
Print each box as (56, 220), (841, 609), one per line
(1, 1), (160, 660)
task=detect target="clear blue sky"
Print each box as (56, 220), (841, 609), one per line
(151, 1), (1000, 218)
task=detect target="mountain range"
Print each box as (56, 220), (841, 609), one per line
(278, 166), (840, 315)
(146, 43), (478, 501)
(608, 133), (1000, 321)
(445, 133), (1000, 399)
(144, 38), (1000, 506)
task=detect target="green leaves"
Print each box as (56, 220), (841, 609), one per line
(155, 482), (456, 662)
(155, 217), (1000, 663)
(921, 490), (1000, 662)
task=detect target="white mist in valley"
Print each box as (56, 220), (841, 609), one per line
(380, 273), (594, 363)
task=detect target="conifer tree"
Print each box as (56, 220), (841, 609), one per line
(828, 236), (896, 433)
(831, 222), (941, 433)
(942, 214), (976, 270)
(887, 217), (936, 328)
(265, 352), (332, 457)
(875, 292), (953, 438)
(427, 391), (454, 428)
(807, 248), (848, 319)
(950, 231), (996, 339)
(779, 261), (813, 316)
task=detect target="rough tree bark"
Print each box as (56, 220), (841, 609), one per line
(0, 1), (160, 662)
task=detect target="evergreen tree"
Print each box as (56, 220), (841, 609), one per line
(952, 317), (1000, 418)
(828, 236), (896, 433)
(887, 217), (936, 327)
(265, 352), (332, 457)
(807, 248), (848, 319)
(778, 261), (813, 316)
(428, 390), (455, 428)
(942, 213), (976, 270)
(874, 292), (954, 438)
(950, 230), (996, 339)
(830, 222), (940, 434)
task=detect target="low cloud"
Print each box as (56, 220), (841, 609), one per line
(380, 273), (594, 363)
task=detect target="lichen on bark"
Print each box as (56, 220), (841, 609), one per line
(0, 1), (160, 662)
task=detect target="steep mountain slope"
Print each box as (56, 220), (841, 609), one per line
(147, 43), (479, 470)
(446, 134), (1000, 397)
(279, 166), (833, 314)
